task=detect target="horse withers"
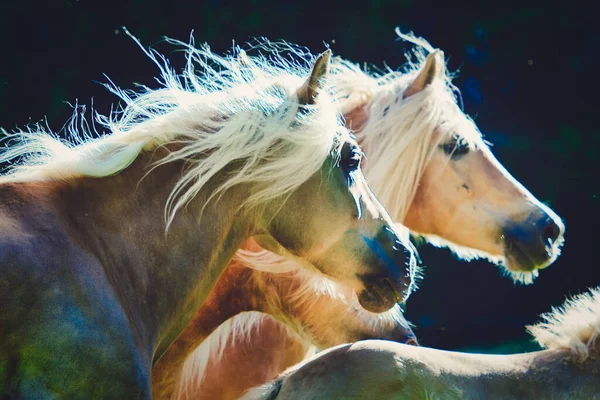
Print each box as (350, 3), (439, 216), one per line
(0, 41), (415, 397)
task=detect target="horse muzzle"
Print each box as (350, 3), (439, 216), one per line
(356, 269), (412, 313)
(357, 226), (416, 313)
(502, 214), (565, 272)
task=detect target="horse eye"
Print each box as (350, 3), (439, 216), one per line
(440, 140), (470, 160)
(341, 144), (362, 174)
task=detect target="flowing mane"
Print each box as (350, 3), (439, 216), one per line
(528, 287), (600, 359)
(0, 32), (346, 228)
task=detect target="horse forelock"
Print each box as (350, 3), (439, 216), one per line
(527, 287), (600, 360)
(0, 34), (348, 230)
(235, 247), (414, 340)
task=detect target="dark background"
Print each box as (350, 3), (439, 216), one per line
(0, 1), (597, 352)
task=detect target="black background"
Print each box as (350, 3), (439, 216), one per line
(0, 0), (597, 352)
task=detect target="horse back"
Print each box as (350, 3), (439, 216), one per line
(0, 182), (151, 398)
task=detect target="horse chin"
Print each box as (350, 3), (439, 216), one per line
(504, 240), (556, 274)
(389, 327), (419, 346)
(503, 247), (553, 285)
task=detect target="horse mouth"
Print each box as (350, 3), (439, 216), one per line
(503, 237), (558, 273)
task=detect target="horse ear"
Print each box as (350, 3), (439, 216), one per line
(404, 49), (445, 98)
(297, 50), (332, 105)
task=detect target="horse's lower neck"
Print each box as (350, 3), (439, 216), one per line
(413, 347), (600, 399)
(151, 264), (262, 398)
(151, 263), (319, 399)
(57, 148), (256, 364)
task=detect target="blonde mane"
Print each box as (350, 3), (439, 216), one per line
(0, 32), (346, 228)
(528, 287), (600, 359)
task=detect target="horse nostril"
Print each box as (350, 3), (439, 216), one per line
(382, 278), (402, 303)
(542, 219), (561, 244)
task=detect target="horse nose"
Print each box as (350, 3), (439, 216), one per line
(376, 226), (414, 267)
(357, 225), (416, 312)
(542, 217), (562, 245)
(502, 212), (564, 273)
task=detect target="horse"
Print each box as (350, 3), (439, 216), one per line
(152, 248), (417, 399)
(0, 37), (417, 397)
(244, 287), (600, 400)
(156, 32), (566, 399)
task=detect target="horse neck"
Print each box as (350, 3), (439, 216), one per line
(492, 350), (600, 399)
(427, 349), (600, 399)
(152, 264), (259, 399)
(57, 147), (257, 362)
(153, 265), (319, 399)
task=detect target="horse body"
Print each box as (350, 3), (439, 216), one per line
(244, 288), (600, 400)
(0, 44), (415, 397)
(246, 342), (600, 400)
(0, 151), (257, 397)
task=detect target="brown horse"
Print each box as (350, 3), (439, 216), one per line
(161, 33), (565, 399)
(244, 288), (600, 400)
(0, 41), (416, 397)
(152, 247), (416, 399)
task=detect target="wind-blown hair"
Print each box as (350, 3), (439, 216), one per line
(0, 31), (346, 228)
(528, 287), (600, 359)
